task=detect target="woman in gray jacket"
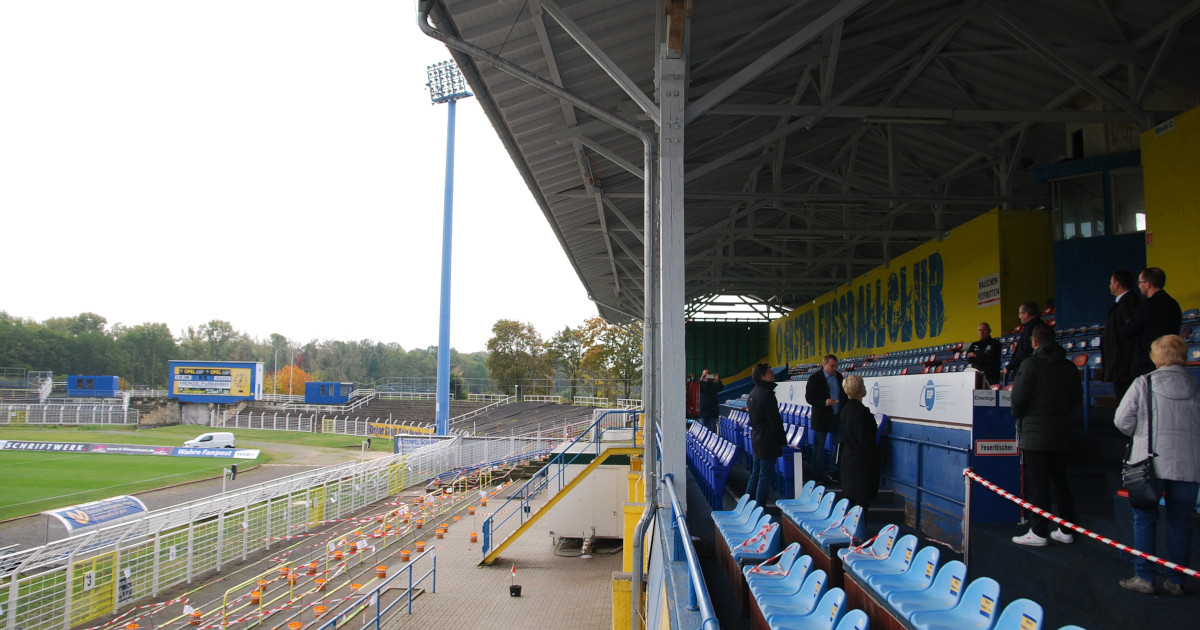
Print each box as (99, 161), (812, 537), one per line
(1114, 334), (1200, 595)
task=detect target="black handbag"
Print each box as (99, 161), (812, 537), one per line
(1122, 375), (1160, 511)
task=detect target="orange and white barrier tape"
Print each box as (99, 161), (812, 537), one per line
(965, 468), (1199, 578)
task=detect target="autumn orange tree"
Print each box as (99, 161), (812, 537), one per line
(265, 364), (312, 395)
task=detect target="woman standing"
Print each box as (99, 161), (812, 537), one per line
(839, 375), (882, 521)
(1114, 334), (1200, 595)
(746, 363), (786, 507)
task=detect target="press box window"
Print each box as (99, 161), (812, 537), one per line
(1110, 166), (1146, 234)
(1050, 173), (1104, 240)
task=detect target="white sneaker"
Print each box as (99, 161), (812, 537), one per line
(1050, 529), (1074, 544)
(1012, 530), (1048, 547)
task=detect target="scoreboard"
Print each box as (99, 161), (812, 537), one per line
(168, 361), (263, 403)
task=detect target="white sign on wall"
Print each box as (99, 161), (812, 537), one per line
(977, 272), (1001, 308)
(774, 371), (977, 426)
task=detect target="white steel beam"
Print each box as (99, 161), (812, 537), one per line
(537, 0), (660, 124)
(685, 0), (874, 123)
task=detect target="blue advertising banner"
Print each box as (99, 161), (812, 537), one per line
(0, 440), (259, 459)
(43, 495), (148, 533)
(172, 447), (261, 459)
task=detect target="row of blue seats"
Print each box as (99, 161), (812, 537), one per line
(839, 523), (1087, 630)
(686, 422), (738, 507)
(721, 484), (1089, 630)
(715, 492), (869, 630)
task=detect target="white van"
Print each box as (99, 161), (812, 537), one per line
(183, 432), (236, 449)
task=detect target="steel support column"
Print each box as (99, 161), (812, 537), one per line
(658, 52), (687, 510)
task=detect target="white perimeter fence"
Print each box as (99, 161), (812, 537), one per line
(0, 434), (552, 630)
(2, 404), (138, 426)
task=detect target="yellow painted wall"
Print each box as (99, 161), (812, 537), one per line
(612, 573), (632, 630)
(998, 210), (1055, 332)
(769, 210), (1054, 366)
(1142, 105), (1200, 310)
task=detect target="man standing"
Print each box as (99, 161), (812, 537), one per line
(746, 363), (786, 507)
(697, 369), (723, 432)
(966, 322), (1002, 386)
(1122, 267), (1182, 380)
(1101, 269), (1141, 400)
(1011, 325), (1083, 546)
(805, 354), (846, 481)
(1005, 302), (1044, 380)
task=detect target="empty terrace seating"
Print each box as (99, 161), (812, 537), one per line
(686, 422), (739, 506)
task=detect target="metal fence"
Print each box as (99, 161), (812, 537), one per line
(1, 404), (138, 426)
(0, 434), (548, 630)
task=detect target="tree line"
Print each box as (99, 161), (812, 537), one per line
(0, 311), (487, 390)
(0, 312), (644, 399)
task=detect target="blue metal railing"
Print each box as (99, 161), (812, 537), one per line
(314, 547), (436, 630)
(659, 473), (719, 630)
(481, 409), (640, 557)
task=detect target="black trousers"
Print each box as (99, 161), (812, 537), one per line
(1022, 449), (1076, 537)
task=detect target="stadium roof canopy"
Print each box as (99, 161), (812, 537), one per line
(419, 0), (1200, 323)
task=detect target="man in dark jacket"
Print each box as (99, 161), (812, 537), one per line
(805, 354), (846, 481)
(1005, 301), (1043, 380)
(1122, 266), (1182, 380)
(1101, 268), (1140, 400)
(966, 322), (1002, 385)
(698, 369), (723, 431)
(746, 363), (786, 506)
(1010, 325), (1083, 547)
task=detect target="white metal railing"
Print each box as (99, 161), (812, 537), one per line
(522, 395), (563, 404)
(573, 396), (613, 407)
(259, 393), (304, 403)
(617, 398), (643, 409)
(468, 393), (509, 403)
(280, 389), (377, 412)
(450, 396), (515, 427)
(0, 434), (543, 630)
(376, 391), (439, 400)
(2, 404), (138, 425)
(38, 377), (53, 402)
(128, 389), (170, 398)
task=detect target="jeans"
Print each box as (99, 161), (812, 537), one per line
(812, 426), (842, 477)
(746, 458), (775, 507)
(1132, 479), (1200, 583)
(1022, 449), (1075, 538)
(700, 414), (718, 432)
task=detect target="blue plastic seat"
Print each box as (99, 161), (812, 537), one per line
(744, 542), (802, 585)
(732, 522), (781, 563)
(715, 505), (764, 541)
(993, 599), (1043, 630)
(765, 587), (846, 630)
(800, 498), (850, 536)
(713, 493), (751, 523)
(750, 555), (814, 599)
(757, 569), (827, 620)
(867, 545), (939, 595)
(721, 512), (771, 548)
(813, 505), (865, 549)
(832, 610), (869, 630)
(908, 577), (1000, 630)
(852, 534), (917, 581)
(886, 560), (967, 620)
(838, 524), (900, 572)
(778, 483), (824, 513)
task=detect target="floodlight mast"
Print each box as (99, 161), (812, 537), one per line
(426, 60), (472, 436)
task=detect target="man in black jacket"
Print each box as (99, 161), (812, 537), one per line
(1122, 266), (1182, 380)
(697, 369), (723, 431)
(1010, 325), (1083, 547)
(966, 322), (1002, 385)
(1005, 301), (1043, 380)
(1101, 269), (1140, 400)
(746, 363), (786, 506)
(805, 354), (846, 481)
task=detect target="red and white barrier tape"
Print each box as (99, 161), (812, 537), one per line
(964, 468), (1199, 578)
(843, 523), (899, 560)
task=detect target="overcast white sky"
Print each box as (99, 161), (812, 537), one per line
(0, 1), (598, 353)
